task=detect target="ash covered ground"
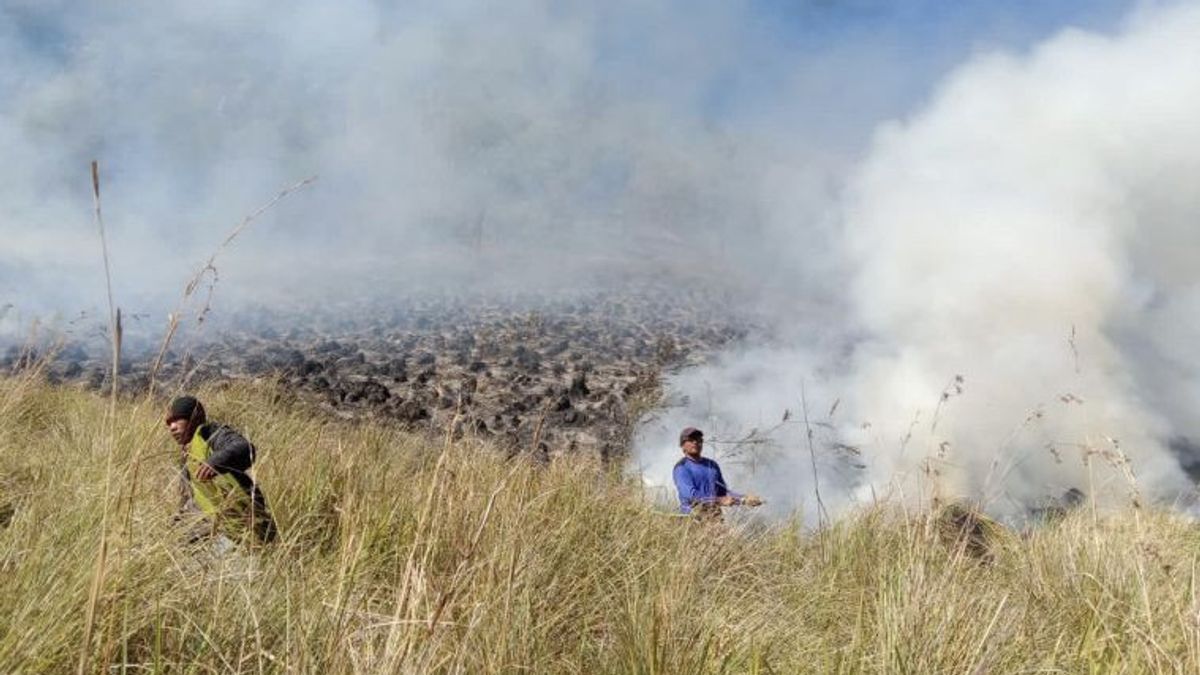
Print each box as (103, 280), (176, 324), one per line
(3, 287), (758, 462)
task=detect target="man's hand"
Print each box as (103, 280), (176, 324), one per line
(717, 495), (736, 506)
(741, 495), (764, 507)
(194, 462), (217, 481)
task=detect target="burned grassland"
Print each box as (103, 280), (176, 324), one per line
(5, 290), (756, 461)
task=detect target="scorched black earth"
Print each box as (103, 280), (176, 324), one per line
(7, 290), (755, 462)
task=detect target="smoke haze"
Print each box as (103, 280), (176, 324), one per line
(1, 0), (799, 317)
(1, 1), (1127, 316)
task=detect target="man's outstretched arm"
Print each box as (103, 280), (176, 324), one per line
(713, 464), (742, 505)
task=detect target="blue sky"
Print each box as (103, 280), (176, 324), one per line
(728, 0), (1131, 121)
(575, 0), (1137, 148)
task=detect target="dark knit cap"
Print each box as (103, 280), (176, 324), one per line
(679, 427), (703, 445)
(166, 396), (206, 425)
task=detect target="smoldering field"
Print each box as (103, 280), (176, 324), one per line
(5, 287), (755, 467)
(5, 0), (1200, 526)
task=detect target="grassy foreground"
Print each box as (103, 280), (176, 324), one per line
(3, 375), (1200, 673)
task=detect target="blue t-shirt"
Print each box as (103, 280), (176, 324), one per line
(672, 456), (740, 513)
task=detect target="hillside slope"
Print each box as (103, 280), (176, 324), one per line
(2, 374), (1199, 673)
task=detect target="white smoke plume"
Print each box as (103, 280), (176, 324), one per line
(636, 1), (1200, 521)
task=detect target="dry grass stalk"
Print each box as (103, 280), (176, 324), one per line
(146, 175), (318, 397)
(77, 160), (122, 675)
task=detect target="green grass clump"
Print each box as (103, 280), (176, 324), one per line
(2, 374), (1200, 673)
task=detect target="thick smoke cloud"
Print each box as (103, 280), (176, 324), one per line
(0, 0), (798, 323)
(636, 2), (1200, 521)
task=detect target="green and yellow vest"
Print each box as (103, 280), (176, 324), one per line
(186, 426), (258, 539)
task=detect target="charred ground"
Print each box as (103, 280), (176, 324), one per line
(5, 288), (756, 462)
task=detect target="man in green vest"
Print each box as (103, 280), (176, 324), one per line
(166, 395), (277, 545)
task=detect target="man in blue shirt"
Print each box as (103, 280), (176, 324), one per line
(672, 427), (761, 516)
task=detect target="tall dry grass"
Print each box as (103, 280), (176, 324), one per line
(2, 373), (1200, 673)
